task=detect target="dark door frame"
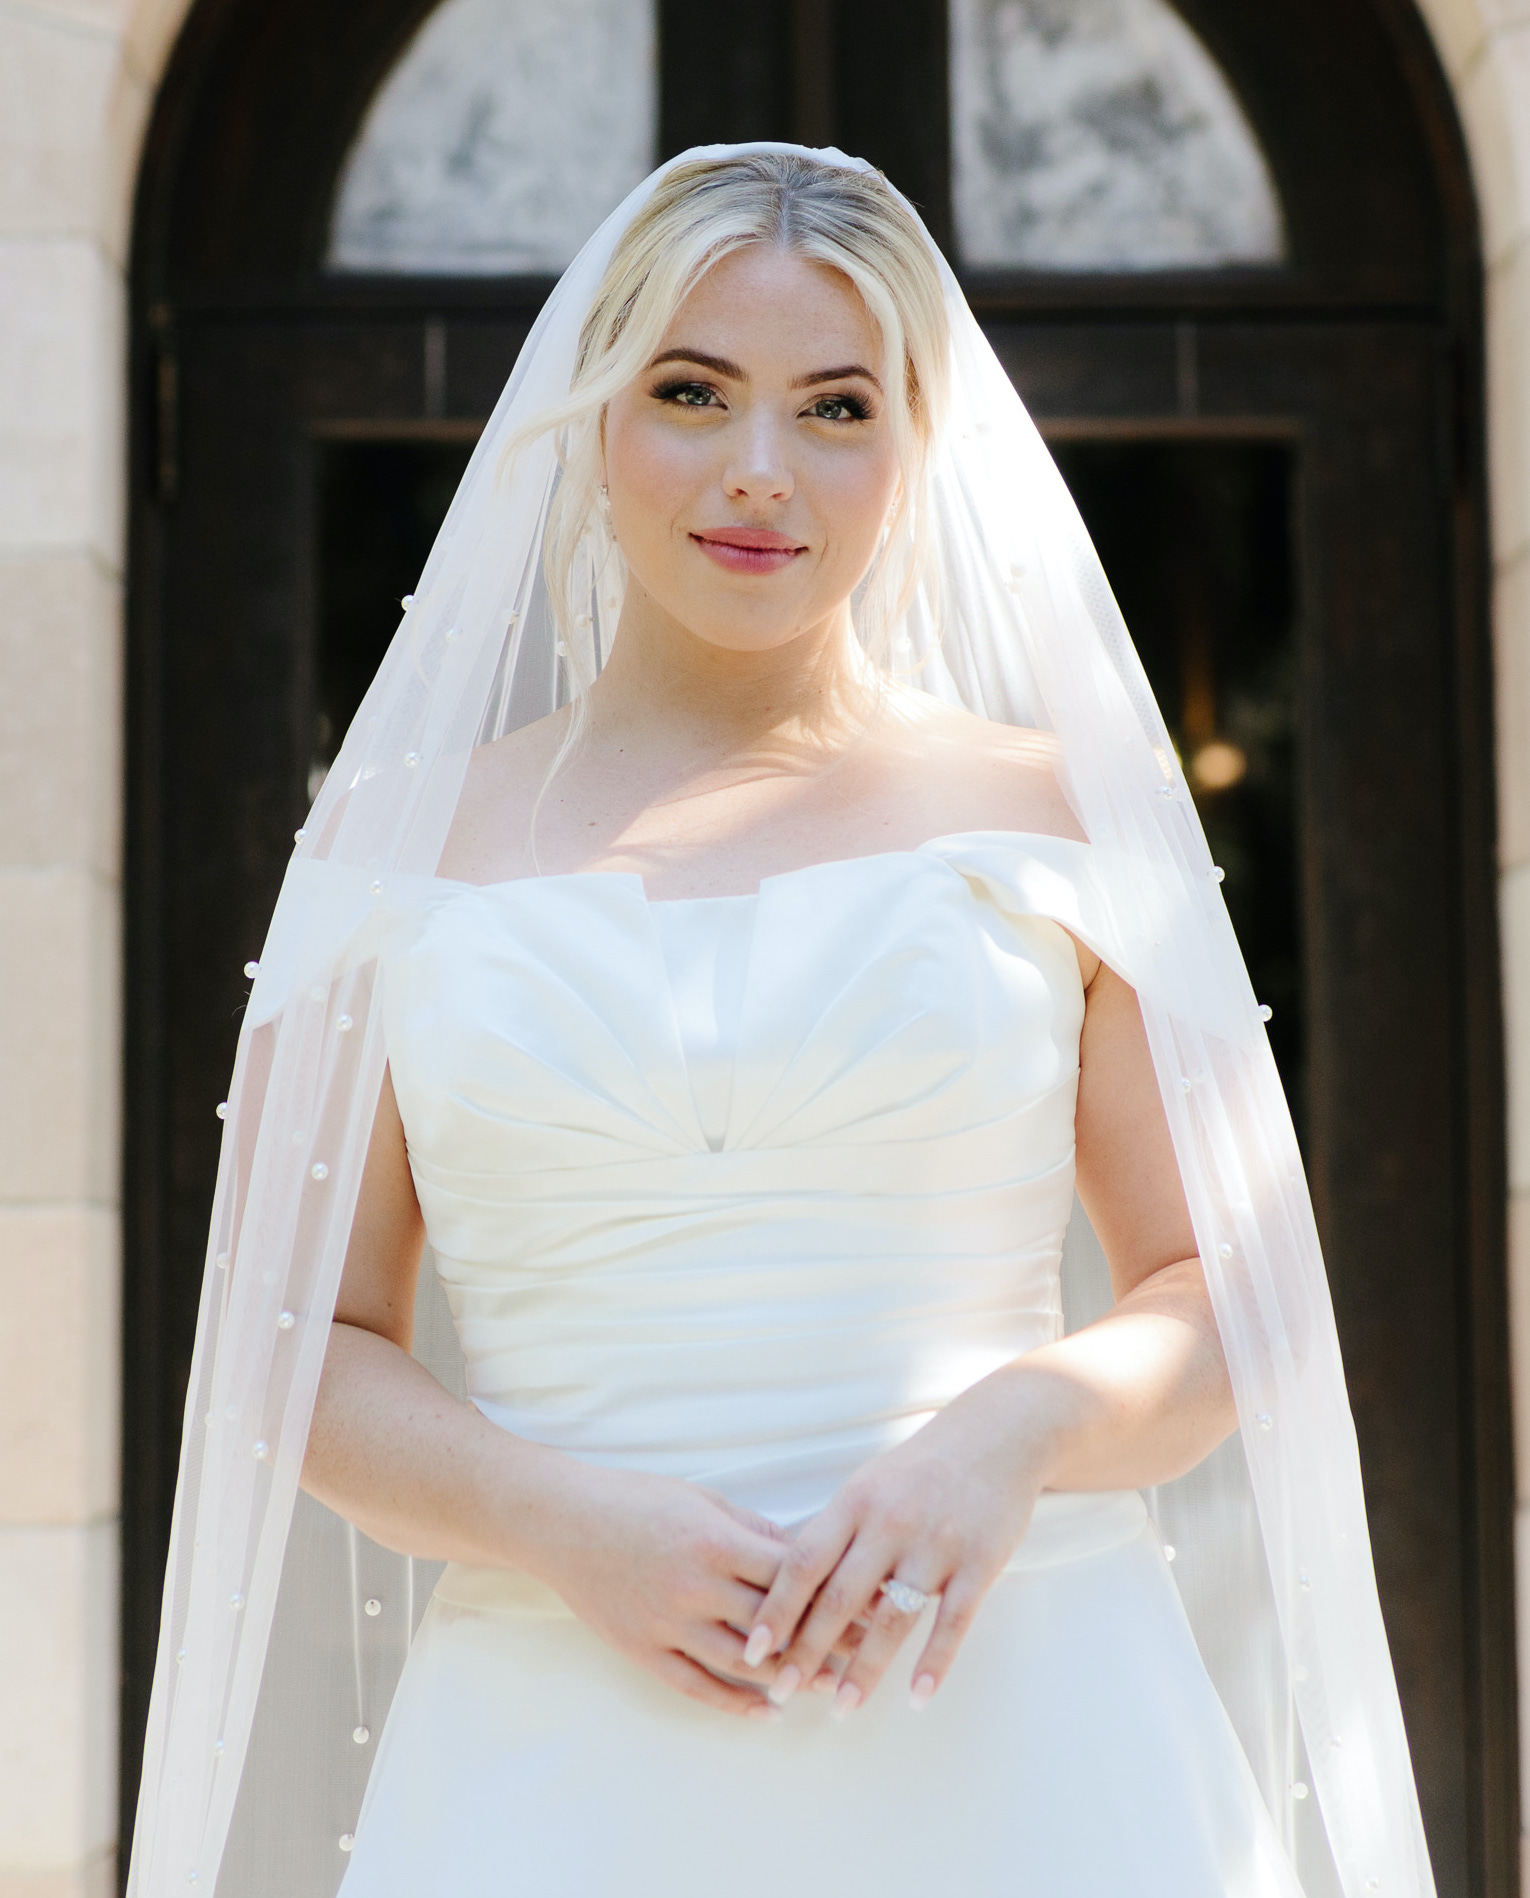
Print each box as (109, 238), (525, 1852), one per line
(125, 0), (1507, 1888)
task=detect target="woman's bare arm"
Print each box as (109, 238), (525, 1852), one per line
(300, 1069), (792, 1717)
(301, 1066), (576, 1566)
(985, 951), (1236, 1491)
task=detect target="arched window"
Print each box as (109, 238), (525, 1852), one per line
(329, 0), (657, 275)
(950, 0), (1284, 269)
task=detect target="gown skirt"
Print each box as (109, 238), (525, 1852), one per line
(338, 1498), (1301, 1898)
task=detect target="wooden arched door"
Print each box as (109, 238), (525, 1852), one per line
(126, 1), (1506, 1886)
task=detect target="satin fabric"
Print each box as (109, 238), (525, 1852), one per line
(340, 835), (1303, 1894)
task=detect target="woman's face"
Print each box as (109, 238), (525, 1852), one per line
(602, 244), (903, 655)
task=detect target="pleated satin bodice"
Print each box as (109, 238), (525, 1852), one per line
(382, 833), (1105, 1526)
(346, 833), (1300, 1898)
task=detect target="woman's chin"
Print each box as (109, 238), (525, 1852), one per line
(635, 596), (828, 658)
(687, 621), (822, 658)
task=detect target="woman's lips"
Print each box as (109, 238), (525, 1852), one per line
(690, 528), (807, 576)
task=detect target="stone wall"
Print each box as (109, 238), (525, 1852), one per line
(0, 3), (188, 1892)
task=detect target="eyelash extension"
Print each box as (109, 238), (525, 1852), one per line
(804, 391), (875, 422)
(651, 377), (720, 405)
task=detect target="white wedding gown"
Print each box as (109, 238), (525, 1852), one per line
(339, 832), (1303, 1897)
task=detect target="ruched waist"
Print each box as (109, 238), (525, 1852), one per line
(409, 1103), (1074, 1227)
(432, 1155), (1075, 1521)
(431, 1490), (1151, 1620)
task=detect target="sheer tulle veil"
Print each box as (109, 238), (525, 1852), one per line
(126, 144), (1434, 1898)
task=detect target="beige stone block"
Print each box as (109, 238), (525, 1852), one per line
(0, 1855), (114, 1898)
(1500, 862), (1530, 1191)
(1415, 0), (1490, 83)
(19, 0), (137, 34)
(104, 2), (201, 268)
(1489, 240), (1530, 571)
(0, 555), (121, 875)
(0, 239), (124, 564)
(123, 0), (197, 95)
(1519, 1506), (1530, 1860)
(101, 1), (205, 265)
(91, 261), (124, 567)
(0, 0), (188, 266)
(1497, 554), (1530, 868)
(0, 1207), (119, 1526)
(1460, 24), (1530, 266)
(0, 1522), (117, 1868)
(0, 869), (119, 1205)
(1511, 1193), (1530, 1499)
(0, 11), (120, 243)
(1420, 0), (1530, 78)
(99, 61), (151, 271)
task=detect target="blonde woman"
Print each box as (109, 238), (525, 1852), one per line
(130, 150), (1433, 1898)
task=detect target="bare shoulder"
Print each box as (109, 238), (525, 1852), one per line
(889, 692), (1099, 983)
(434, 707), (573, 883)
(890, 691), (1086, 843)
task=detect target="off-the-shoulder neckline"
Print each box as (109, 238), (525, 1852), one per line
(426, 827), (1092, 907)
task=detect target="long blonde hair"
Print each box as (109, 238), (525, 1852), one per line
(503, 152), (952, 703)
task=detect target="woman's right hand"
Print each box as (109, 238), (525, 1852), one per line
(528, 1462), (795, 1719)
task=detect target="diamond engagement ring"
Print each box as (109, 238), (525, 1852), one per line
(880, 1578), (933, 1616)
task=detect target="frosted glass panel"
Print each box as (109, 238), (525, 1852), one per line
(951, 0), (1285, 271)
(329, 0), (656, 275)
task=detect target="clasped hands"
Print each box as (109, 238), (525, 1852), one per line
(542, 1377), (1053, 1722)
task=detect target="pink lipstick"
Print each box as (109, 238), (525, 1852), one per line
(690, 526), (807, 576)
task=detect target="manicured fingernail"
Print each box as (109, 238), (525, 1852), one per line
(743, 1625), (772, 1669)
(810, 1670), (838, 1695)
(767, 1663), (801, 1708)
(831, 1680), (862, 1722)
(910, 1673), (936, 1710)
(748, 1700), (782, 1722)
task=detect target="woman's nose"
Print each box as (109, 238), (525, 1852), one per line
(722, 414), (794, 504)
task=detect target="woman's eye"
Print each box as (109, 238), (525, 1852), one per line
(654, 380), (719, 409)
(806, 394), (868, 422)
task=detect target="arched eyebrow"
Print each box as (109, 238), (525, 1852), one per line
(790, 363), (883, 392)
(647, 348), (745, 379)
(646, 348), (883, 394)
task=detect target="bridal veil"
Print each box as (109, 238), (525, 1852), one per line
(126, 144), (1434, 1898)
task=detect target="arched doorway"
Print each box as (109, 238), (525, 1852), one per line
(123, 0), (1507, 1886)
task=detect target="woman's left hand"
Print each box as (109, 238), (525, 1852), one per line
(741, 1373), (1060, 1717)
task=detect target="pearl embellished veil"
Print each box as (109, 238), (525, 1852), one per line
(126, 145), (1435, 1898)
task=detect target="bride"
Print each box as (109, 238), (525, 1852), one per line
(128, 148), (1435, 1898)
